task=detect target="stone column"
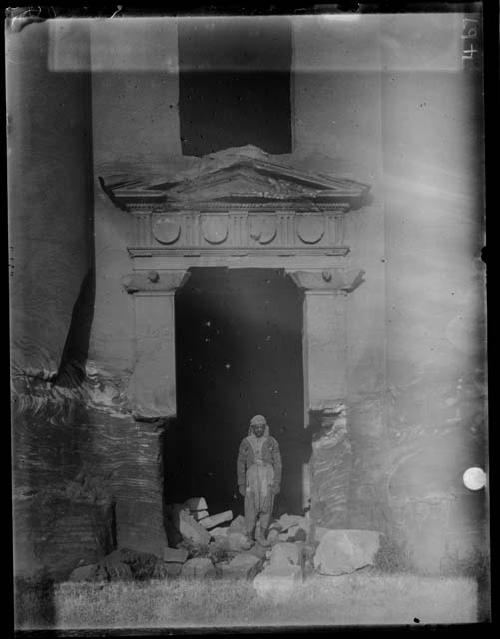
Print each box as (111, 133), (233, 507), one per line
(287, 268), (364, 525)
(118, 269), (190, 555)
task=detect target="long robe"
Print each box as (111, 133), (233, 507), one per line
(237, 426), (282, 537)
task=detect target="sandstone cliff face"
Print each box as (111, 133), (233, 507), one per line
(383, 368), (487, 572)
(12, 362), (170, 579)
(310, 406), (352, 529)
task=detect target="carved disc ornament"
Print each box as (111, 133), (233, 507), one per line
(249, 215), (277, 244)
(201, 215), (229, 244)
(297, 214), (325, 244)
(153, 216), (181, 244)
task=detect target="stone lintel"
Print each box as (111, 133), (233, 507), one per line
(287, 268), (365, 293)
(122, 269), (190, 294)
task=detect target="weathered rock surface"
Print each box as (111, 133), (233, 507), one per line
(310, 405), (353, 529)
(163, 547), (189, 563)
(179, 511), (211, 545)
(183, 497), (208, 512)
(253, 564), (302, 599)
(181, 558), (216, 579)
(200, 510), (233, 529)
(221, 553), (263, 580)
(313, 529), (382, 575)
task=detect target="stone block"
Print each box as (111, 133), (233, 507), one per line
(179, 510), (211, 545)
(190, 510), (209, 521)
(267, 529), (279, 545)
(253, 564), (302, 599)
(181, 557), (216, 579)
(247, 543), (268, 560)
(290, 527), (307, 542)
(69, 564), (106, 582)
(278, 514), (306, 532)
(210, 526), (229, 537)
(183, 497), (208, 511)
(200, 510), (233, 529)
(104, 560), (133, 582)
(228, 532), (252, 551)
(221, 553), (263, 580)
(228, 515), (246, 534)
(269, 542), (301, 568)
(313, 529), (382, 575)
(314, 526), (331, 543)
(163, 547), (189, 563)
(165, 562), (183, 578)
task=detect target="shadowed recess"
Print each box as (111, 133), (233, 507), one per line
(167, 268), (307, 516)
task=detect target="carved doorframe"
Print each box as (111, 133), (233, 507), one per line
(101, 158), (369, 545)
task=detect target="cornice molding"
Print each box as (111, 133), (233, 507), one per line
(122, 270), (191, 294)
(287, 269), (365, 293)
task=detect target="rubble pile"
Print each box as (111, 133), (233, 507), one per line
(66, 495), (383, 588)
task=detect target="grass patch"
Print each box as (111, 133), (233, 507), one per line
(16, 571), (478, 630)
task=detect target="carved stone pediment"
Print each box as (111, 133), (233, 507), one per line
(99, 149), (370, 262)
(100, 156), (370, 211)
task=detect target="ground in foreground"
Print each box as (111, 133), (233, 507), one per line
(16, 571), (478, 630)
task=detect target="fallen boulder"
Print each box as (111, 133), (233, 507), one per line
(210, 526), (229, 538)
(105, 548), (161, 581)
(183, 497), (208, 511)
(179, 511), (212, 545)
(253, 564), (302, 599)
(278, 514), (306, 532)
(164, 562), (183, 578)
(269, 542), (301, 568)
(163, 547), (189, 563)
(69, 564), (106, 582)
(247, 543), (268, 560)
(221, 553), (263, 580)
(200, 510), (233, 530)
(228, 532), (252, 552)
(313, 526), (331, 543)
(313, 529), (382, 575)
(181, 557), (216, 579)
(103, 560), (133, 582)
(290, 527), (307, 542)
(266, 529), (279, 545)
(228, 515), (246, 535)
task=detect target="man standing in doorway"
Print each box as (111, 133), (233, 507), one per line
(237, 414), (282, 546)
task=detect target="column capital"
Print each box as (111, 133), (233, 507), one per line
(122, 269), (190, 294)
(287, 268), (365, 293)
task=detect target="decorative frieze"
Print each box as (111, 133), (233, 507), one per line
(100, 152), (370, 261)
(130, 210), (348, 255)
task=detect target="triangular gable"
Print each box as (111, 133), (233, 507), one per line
(100, 155), (370, 210)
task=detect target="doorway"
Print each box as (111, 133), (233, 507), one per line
(165, 267), (307, 517)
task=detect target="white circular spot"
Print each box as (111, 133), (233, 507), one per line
(463, 467), (486, 491)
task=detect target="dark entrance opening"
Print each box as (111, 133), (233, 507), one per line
(165, 267), (306, 518)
